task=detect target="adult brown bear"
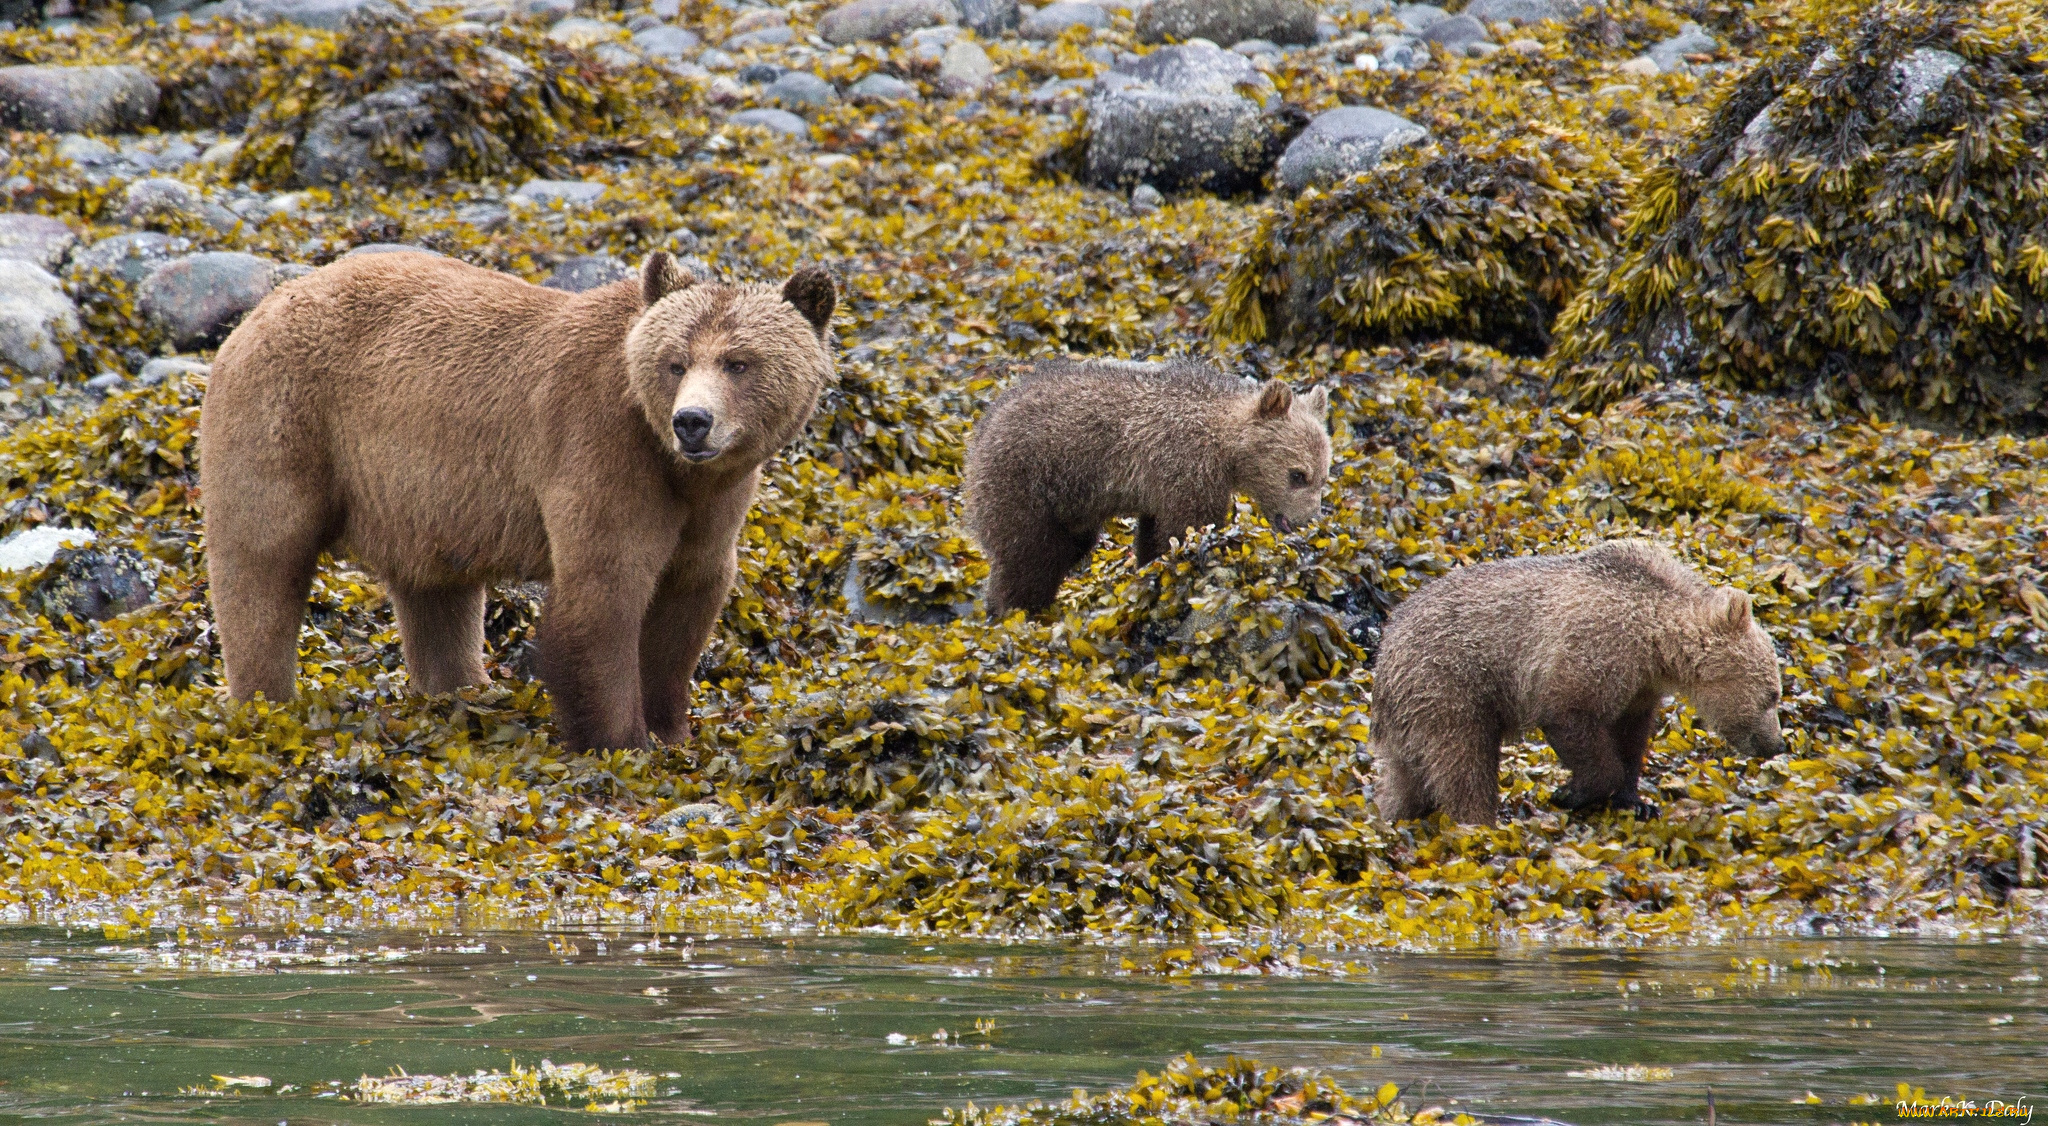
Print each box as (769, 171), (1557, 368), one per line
(199, 250), (835, 751)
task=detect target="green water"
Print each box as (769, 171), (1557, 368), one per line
(0, 929), (2041, 1124)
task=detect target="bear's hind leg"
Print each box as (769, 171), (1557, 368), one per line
(1608, 701), (1661, 818)
(389, 583), (488, 694)
(1373, 743), (1434, 821)
(1429, 729), (1504, 825)
(988, 523), (1099, 616)
(210, 543), (320, 702)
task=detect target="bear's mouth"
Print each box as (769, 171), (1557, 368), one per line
(679, 447), (722, 463)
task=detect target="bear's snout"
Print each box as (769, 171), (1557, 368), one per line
(672, 408), (717, 458)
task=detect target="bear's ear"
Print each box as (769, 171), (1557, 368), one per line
(641, 251), (694, 307)
(1302, 384), (1329, 419)
(1254, 380), (1293, 420)
(1714, 588), (1753, 633)
(782, 266), (836, 338)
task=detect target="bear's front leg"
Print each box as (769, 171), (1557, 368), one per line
(1545, 715), (1632, 814)
(537, 572), (653, 752)
(639, 554), (737, 745)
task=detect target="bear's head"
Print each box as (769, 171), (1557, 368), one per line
(1234, 380), (1332, 533)
(1684, 588), (1785, 758)
(625, 252), (836, 470)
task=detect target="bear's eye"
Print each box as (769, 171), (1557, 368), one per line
(667, 361), (685, 377)
(1288, 469), (1310, 488)
(724, 357), (749, 376)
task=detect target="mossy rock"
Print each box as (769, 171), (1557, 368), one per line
(1209, 131), (1628, 356)
(1548, 0), (2048, 432)
(227, 5), (641, 188)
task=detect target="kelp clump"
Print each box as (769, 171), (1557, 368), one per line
(941, 1055), (1408, 1125)
(228, 6), (644, 187)
(1210, 131), (1628, 356)
(1549, 0), (2048, 431)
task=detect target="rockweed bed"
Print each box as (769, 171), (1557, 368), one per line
(0, 0), (2043, 949)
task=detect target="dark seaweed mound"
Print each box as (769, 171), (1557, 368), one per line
(1549, 0), (2048, 432)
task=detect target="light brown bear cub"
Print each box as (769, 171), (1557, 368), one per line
(963, 358), (1331, 616)
(200, 250), (835, 752)
(1370, 540), (1784, 825)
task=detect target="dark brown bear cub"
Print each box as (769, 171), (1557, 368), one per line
(963, 358), (1331, 616)
(1370, 540), (1784, 825)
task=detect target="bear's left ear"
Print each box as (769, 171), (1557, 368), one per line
(641, 251), (694, 307)
(1715, 589), (1753, 633)
(1255, 380), (1293, 420)
(782, 266), (836, 339)
(1302, 384), (1329, 419)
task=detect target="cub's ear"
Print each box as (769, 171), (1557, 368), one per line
(1714, 588), (1753, 632)
(782, 266), (836, 338)
(1254, 379), (1293, 420)
(641, 251), (694, 307)
(1302, 384), (1329, 419)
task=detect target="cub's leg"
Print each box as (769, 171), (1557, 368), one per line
(1429, 727), (1505, 825)
(1135, 516), (1163, 565)
(207, 488), (328, 703)
(987, 517), (1100, 616)
(1608, 701), (1662, 817)
(1373, 742), (1433, 821)
(639, 554), (737, 746)
(388, 583), (488, 694)
(1546, 715), (1632, 813)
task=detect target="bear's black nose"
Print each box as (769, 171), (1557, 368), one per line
(672, 408), (714, 451)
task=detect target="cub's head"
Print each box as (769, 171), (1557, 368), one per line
(625, 252), (836, 469)
(1234, 380), (1331, 533)
(1686, 589), (1785, 758)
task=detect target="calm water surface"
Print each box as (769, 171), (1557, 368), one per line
(0, 928), (2041, 1124)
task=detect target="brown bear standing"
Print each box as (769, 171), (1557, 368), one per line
(199, 250), (835, 751)
(1370, 540), (1784, 825)
(963, 358), (1330, 616)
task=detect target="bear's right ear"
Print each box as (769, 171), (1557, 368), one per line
(1254, 380), (1293, 420)
(641, 251), (694, 307)
(1714, 589), (1754, 633)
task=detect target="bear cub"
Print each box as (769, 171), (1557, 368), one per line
(963, 358), (1331, 616)
(200, 250), (836, 752)
(1370, 540), (1784, 825)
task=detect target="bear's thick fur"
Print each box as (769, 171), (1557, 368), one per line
(963, 358), (1330, 616)
(1370, 540), (1784, 824)
(200, 250), (835, 751)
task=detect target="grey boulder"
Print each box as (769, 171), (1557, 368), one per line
(956, 0), (1016, 36)
(70, 231), (190, 285)
(511, 178), (608, 206)
(1461, 0), (1563, 25)
(0, 259), (78, 379)
(293, 83), (455, 187)
(0, 65), (159, 133)
(1084, 44), (1297, 195)
(1646, 22), (1717, 72)
(632, 24), (701, 57)
(849, 72), (921, 101)
(117, 177), (241, 234)
(1136, 0), (1317, 47)
(542, 254), (633, 292)
(1419, 12), (1486, 49)
(729, 107), (813, 139)
(24, 547), (156, 623)
(1018, 0), (1104, 38)
(937, 39), (994, 95)
(138, 251), (278, 350)
(818, 0), (961, 44)
(1886, 47), (1964, 126)
(1393, 3), (1445, 32)
(1275, 105), (1427, 190)
(0, 213), (76, 270)
(767, 70), (838, 107)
